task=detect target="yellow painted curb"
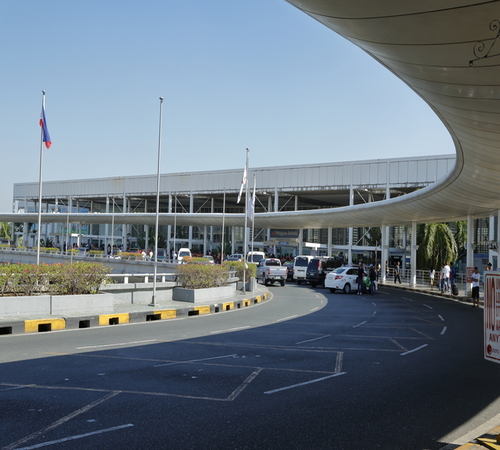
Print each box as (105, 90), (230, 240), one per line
(477, 438), (500, 449)
(455, 443), (489, 449)
(222, 302), (234, 311)
(154, 310), (176, 320)
(243, 299), (251, 307)
(98, 313), (130, 326)
(254, 295), (262, 303)
(194, 305), (210, 315)
(25, 318), (66, 333)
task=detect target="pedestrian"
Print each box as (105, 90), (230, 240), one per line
(394, 261), (402, 284)
(369, 265), (377, 295)
(429, 268), (435, 289)
(471, 267), (480, 308)
(441, 262), (450, 292)
(450, 262), (456, 294)
(357, 263), (365, 295)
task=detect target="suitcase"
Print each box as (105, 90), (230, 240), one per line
(452, 284), (458, 296)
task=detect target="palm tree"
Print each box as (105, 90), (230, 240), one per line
(0, 222), (11, 240)
(417, 223), (458, 271)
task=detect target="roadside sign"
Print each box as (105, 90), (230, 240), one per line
(484, 272), (500, 363)
(466, 266), (474, 283)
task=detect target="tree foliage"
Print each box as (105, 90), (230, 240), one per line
(417, 223), (458, 271)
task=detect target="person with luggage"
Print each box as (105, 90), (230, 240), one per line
(450, 262), (457, 295)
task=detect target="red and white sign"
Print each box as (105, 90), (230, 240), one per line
(484, 272), (500, 364)
(466, 267), (475, 283)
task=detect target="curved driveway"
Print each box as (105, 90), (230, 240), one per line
(1, 284), (498, 449)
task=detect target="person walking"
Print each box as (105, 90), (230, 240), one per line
(471, 267), (480, 308)
(450, 262), (456, 295)
(369, 265), (377, 295)
(357, 263), (365, 295)
(429, 268), (435, 289)
(441, 262), (450, 292)
(394, 261), (402, 284)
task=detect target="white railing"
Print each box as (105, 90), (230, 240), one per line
(384, 268), (474, 295)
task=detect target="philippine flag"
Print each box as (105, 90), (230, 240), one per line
(39, 103), (52, 149)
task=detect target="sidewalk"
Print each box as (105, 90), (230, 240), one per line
(382, 279), (479, 306)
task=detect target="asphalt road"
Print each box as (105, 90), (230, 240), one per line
(1, 284), (499, 450)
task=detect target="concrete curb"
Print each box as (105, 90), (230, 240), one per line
(440, 425), (500, 449)
(0, 291), (271, 336)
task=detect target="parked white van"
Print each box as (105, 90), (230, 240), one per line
(177, 248), (192, 262)
(293, 255), (314, 284)
(246, 251), (266, 264)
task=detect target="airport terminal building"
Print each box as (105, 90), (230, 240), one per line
(10, 154), (492, 266)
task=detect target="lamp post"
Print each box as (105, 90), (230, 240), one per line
(151, 97), (164, 307)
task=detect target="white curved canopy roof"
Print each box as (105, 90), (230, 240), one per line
(2, 1), (500, 229)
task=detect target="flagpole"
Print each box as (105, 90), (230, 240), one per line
(251, 174), (256, 257)
(36, 91), (46, 266)
(151, 96), (164, 307)
(221, 187), (226, 264)
(242, 149), (249, 293)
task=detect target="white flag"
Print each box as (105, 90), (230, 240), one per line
(248, 175), (256, 223)
(237, 148), (249, 204)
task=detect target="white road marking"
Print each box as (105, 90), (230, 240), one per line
(402, 297), (412, 301)
(226, 368), (263, 401)
(400, 344), (428, 356)
(352, 321), (367, 329)
(438, 315), (444, 321)
(276, 315), (298, 322)
(441, 326), (447, 335)
(154, 353), (238, 367)
(14, 424), (134, 450)
(3, 392), (120, 450)
(77, 339), (156, 350)
(310, 306), (320, 312)
(264, 372), (346, 394)
(423, 304), (433, 309)
(296, 335), (331, 345)
(210, 326), (251, 334)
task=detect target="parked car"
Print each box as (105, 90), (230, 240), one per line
(256, 258), (288, 286)
(293, 255), (314, 284)
(177, 248), (192, 262)
(283, 260), (294, 281)
(325, 266), (359, 294)
(306, 257), (342, 288)
(202, 255), (215, 264)
(325, 265), (377, 294)
(246, 251), (266, 264)
(226, 254), (244, 261)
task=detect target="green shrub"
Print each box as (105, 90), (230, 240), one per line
(222, 261), (256, 283)
(176, 264), (230, 289)
(0, 262), (111, 296)
(184, 256), (213, 264)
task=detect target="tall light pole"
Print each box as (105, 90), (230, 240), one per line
(151, 97), (164, 307)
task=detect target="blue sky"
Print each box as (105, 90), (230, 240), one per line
(0, 0), (453, 212)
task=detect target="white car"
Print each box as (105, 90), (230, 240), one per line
(325, 265), (377, 294)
